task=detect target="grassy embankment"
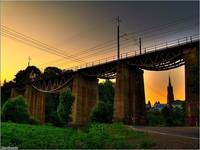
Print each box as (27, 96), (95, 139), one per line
(1, 122), (154, 149)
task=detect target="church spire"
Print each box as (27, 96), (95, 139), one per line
(167, 76), (174, 105)
(169, 76), (171, 86)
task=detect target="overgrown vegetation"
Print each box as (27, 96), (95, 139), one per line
(45, 93), (60, 126)
(89, 80), (114, 123)
(1, 122), (154, 149)
(90, 101), (113, 123)
(57, 88), (74, 126)
(1, 95), (38, 124)
(146, 106), (185, 126)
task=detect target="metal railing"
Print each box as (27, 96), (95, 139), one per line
(65, 34), (200, 71)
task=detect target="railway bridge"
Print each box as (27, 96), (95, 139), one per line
(10, 35), (199, 126)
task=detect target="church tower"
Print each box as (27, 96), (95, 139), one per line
(167, 76), (174, 105)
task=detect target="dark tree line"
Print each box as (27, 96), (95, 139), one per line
(1, 66), (63, 107)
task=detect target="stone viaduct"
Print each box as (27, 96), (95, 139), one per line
(10, 36), (199, 126)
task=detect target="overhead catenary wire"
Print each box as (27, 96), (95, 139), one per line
(2, 18), (196, 64)
(62, 15), (197, 59)
(55, 40), (138, 67)
(42, 22), (197, 67)
(2, 25), (121, 64)
(2, 15), (196, 61)
(1, 28), (135, 66)
(42, 15), (197, 66)
(1, 15), (197, 68)
(40, 37), (138, 66)
(2, 21), (195, 68)
(1, 32), (83, 64)
(1, 26), (138, 66)
(1, 26), (85, 63)
(1, 33), (84, 64)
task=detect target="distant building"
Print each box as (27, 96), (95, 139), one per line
(167, 76), (174, 105)
(146, 100), (151, 110)
(154, 101), (160, 105)
(153, 101), (168, 111)
(146, 76), (185, 112)
(166, 76), (184, 109)
(171, 100), (184, 109)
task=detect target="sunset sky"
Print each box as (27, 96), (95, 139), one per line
(1, 1), (199, 104)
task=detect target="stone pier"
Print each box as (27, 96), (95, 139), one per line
(113, 63), (146, 125)
(184, 47), (199, 126)
(24, 85), (45, 124)
(10, 86), (45, 124)
(71, 73), (99, 126)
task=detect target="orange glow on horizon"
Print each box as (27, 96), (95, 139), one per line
(1, 1), (185, 104)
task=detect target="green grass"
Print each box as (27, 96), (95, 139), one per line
(1, 122), (154, 149)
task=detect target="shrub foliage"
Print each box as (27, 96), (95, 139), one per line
(57, 88), (74, 125)
(146, 106), (185, 126)
(89, 80), (114, 123)
(1, 95), (30, 123)
(90, 101), (113, 123)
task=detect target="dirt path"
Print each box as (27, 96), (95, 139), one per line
(148, 132), (199, 149)
(128, 126), (199, 149)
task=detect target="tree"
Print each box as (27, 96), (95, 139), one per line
(43, 67), (62, 78)
(89, 80), (115, 123)
(45, 93), (60, 124)
(1, 95), (30, 123)
(98, 80), (114, 104)
(145, 110), (165, 126)
(14, 66), (41, 84)
(171, 107), (185, 126)
(161, 106), (173, 126)
(89, 101), (113, 123)
(1, 80), (15, 107)
(57, 88), (74, 125)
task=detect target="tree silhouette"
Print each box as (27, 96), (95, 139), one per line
(14, 66), (41, 84)
(43, 67), (62, 78)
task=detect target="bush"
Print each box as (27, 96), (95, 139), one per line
(28, 116), (39, 125)
(49, 111), (63, 127)
(1, 95), (30, 123)
(98, 80), (114, 103)
(146, 111), (165, 126)
(57, 88), (74, 126)
(161, 107), (173, 126)
(83, 124), (112, 149)
(89, 101), (113, 123)
(171, 107), (185, 126)
(146, 106), (185, 126)
(90, 80), (114, 123)
(45, 93), (59, 123)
